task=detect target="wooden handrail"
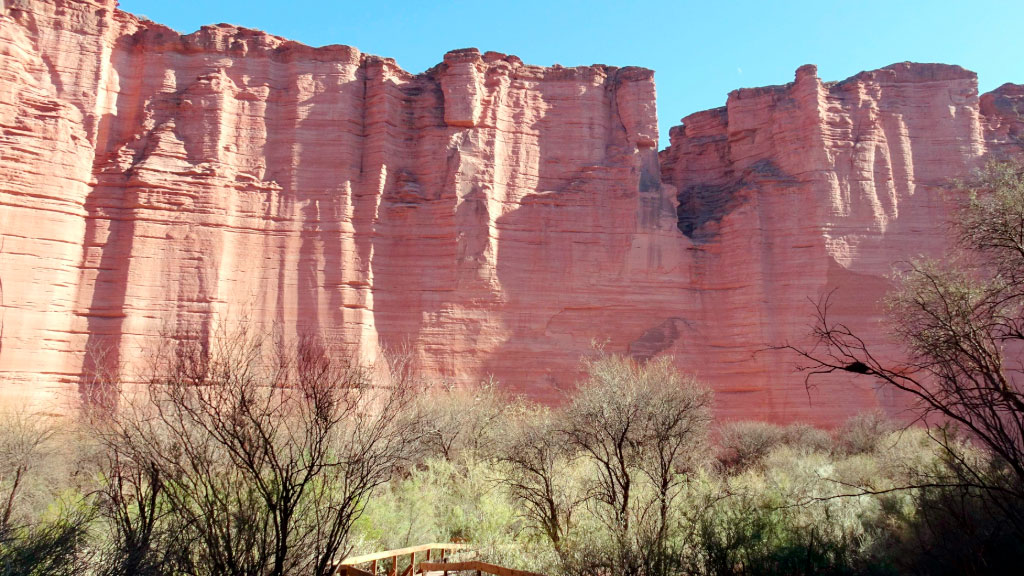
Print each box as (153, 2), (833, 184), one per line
(332, 542), (537, 576)
(341, 543), (470, 566)
(418, 561), (544, 576)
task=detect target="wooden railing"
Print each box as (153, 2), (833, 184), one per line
(334, 543), (543, 576)
(418, 560), (544, 576)
(335, 543), (469, 576)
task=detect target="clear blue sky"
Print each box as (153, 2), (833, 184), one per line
(119, 0), (1024, 150)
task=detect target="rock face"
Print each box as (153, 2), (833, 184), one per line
(660, 63), (996, 420)
(0, 0), (1021, 422)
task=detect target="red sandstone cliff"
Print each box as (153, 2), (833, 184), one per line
(659, 63), (1024, 420)
(0, 0), (1021, 422)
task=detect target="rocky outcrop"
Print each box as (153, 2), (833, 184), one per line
(0, 0), (1021, 423)
(660, 62), (1001, 420)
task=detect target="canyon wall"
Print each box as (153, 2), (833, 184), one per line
(660, 63), (1013, 420)
(1, 0), (1022, 422)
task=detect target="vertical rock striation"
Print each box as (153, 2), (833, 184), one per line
(0, 0), (1022, 422)
(0, 0), (678, 409)
(660, 63), (998, 419)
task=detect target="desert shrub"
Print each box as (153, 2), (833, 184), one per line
(835, 411), (897, 456)
(554, 480), (685, 576)
(0, 508), (94, 576)
(1, 413), (65, 529)
(0, 413), (95, 575)
(781, 423), (833, 454)
(351, 456), (556, 575)
(719, 420), (837, 472)
(416, 377), (506, 463)
(688, 442), (913, 576)
(350, 458), (451, 550)
(867, 429), (1024, 575)
(690, 502), (887, 576)
(891, 482), (1024, 576)
(718, 422), (787, 471)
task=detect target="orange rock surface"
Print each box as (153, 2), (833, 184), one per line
(0, 0), (1021, 422)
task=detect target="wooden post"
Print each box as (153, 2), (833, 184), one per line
(426, 549), (432, 562)
(390, 556), (398, 576)
(410, 552), (416, 575)
(371, 560), (378, 576)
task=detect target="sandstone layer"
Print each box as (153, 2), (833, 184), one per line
(1, 0), (1022, 422)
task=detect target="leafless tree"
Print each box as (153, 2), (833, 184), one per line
(496, 405), (583, 549)
(0, 413), (55, 533)
(562, 353), (712, 576)
(417, 377), (506, 462)
(103, 324), (423, 576)
(782, 159), (1024, 532)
